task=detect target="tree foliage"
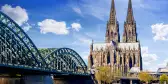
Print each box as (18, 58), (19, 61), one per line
(160, 74), (168, 84)
(152, 75), (158, 81)
(95, 66), (121, 84)
(138, 72), (153, 83)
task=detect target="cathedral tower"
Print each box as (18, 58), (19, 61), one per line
(105, 0), (120, 43)
(88, 0), (142, 77)
(122, 0), (137, 42)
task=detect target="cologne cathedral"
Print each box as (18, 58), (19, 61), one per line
(88, 0), (142, 75)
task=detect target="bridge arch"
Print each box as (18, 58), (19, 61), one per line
(0, 11), (46, 69)
(0, 11), (88, 75)
(45, 48), (87, 74)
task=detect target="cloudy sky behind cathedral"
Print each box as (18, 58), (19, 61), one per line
(1, 0), (168, 71)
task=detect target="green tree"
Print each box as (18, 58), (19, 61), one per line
(160, 74), (168, 84)
(138, 72), (153, 84)
(152, 75), (158, 81)
(95, 66), (121, 84)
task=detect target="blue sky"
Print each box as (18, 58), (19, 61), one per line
(1, 0), (168, 71)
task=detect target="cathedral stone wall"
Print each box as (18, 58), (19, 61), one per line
(88, 0), (142, 76)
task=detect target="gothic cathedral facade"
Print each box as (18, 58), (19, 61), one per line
(88, 0), (142, 76)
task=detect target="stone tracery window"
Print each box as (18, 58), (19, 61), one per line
(107, 30), (109, 35)
(123, 53), (126, 65)
(129, 56), (132, 69)
(107, 52), (110, 64)
(114, 51), (116, 64)
(111, 31), (113, 37)
(120, 56), (122, 64)
(114, 32), (117, 36)
(133, 53), (136, 65)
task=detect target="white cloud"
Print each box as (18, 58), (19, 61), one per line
(78, 37), (92, 45)
(146, 59), (168, 72)
(151, 23), (168, 41)
(84, 24), (105, 40)
(158, 59), (168, 68)
(38, 19), (69, 35)
(70, 0), (110, 20)
(81, 1), (109, 20)
(81, 51), (89, 60)
(69, 33), (92, 46)
(22, 23), (32, 32)
(141, 46), (158, 66)
(71, 37), (91, 46)
(146, 67), (158, 72)
(1, 4), (32, 32)
(71, 23), (82, 31)
(69, 0), (147, 20)
(1, 4), (28, 26)
(72, 7), (82, 15)
(85, 32), (97, 38)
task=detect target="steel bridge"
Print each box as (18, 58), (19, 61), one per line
(0, 11), (89, 77)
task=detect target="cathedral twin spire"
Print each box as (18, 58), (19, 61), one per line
(105, 0), (119, 43)
(109, 0), (117, 24)
(106, 0), (137, 43)
(123, 0), (137, 42)
(126, 0), (134, 23)
(88, 0), (142, 73)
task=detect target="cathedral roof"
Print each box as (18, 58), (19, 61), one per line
(118, 42), (139, 50)
(92, 43), (111, 51)
(157, 68), (168, 73)
(157, 63), (168, 73)
(92, 42), (140, 51)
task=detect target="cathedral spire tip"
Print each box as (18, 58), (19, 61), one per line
(126, 0), (134, 23)
(109, 0), (117, 23)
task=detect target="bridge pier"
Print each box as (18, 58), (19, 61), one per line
(0, 77), (21, 84)
(22, 75), (53, 84)
(53, 75), (94, 84)
(54, 78), (68, 84)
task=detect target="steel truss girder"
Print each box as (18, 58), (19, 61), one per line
(0, 11), (47, 69)
(0, 11), (89, 75)
(0, 32), (28, 65)
(0, 23), (40, 68)
(45, 48), (87, 74)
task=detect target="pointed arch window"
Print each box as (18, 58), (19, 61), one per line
(129, 56), (132, 69)
(106, 30), (109, 36)
(120, 56), (122, 64)
(107, 52), (110, 64)
(133, 54), (135, 65)
(114, 51), (116, 64)
(111, 31), (113, 37)
(90, 55), (94, 66)
(114, 32), (117, 36)
(123, 53), (126, 65)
